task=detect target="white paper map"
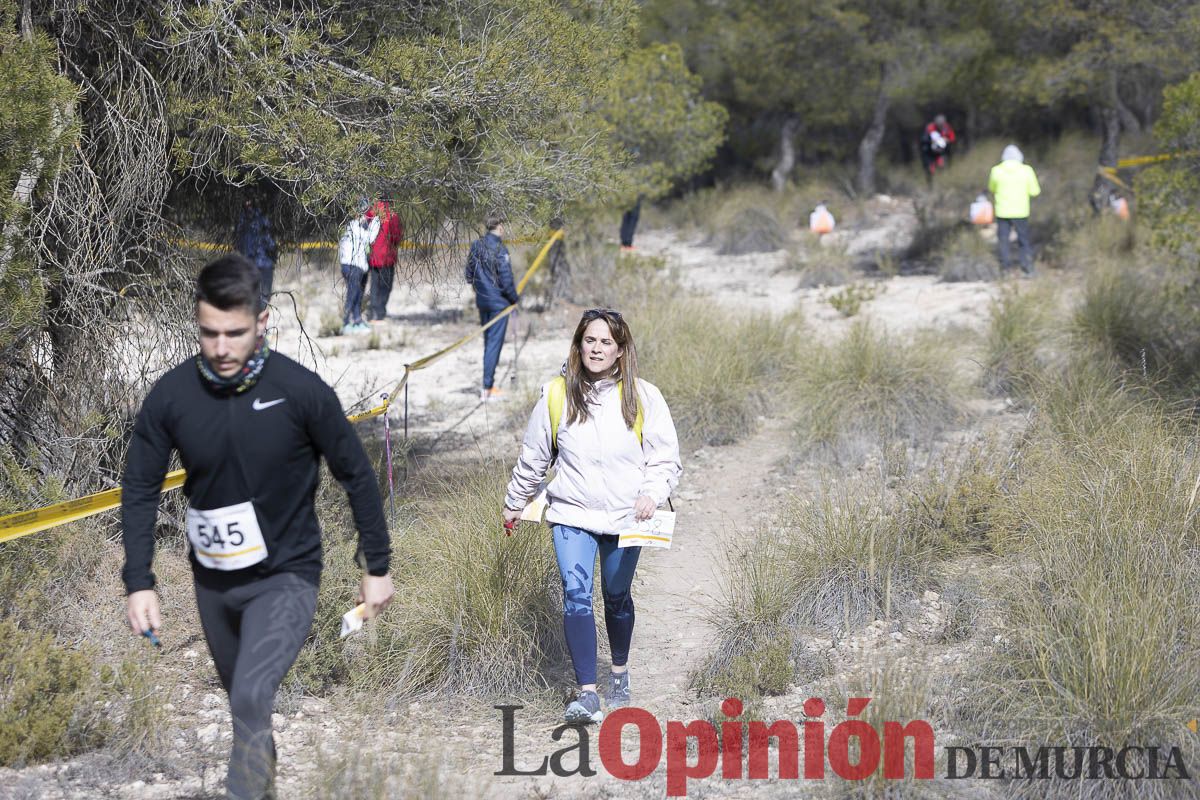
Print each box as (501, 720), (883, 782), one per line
(339, 603), (366, 639)
(520, 486), (549, 522)
(618, 511), (676, 549)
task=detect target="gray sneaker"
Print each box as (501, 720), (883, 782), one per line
(564, 690), (603, 724)
(608, 671), (631, 708)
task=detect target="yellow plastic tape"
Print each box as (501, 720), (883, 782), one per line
(0, 470), (186, 544)
(1115, 151), (1199, 169)
(0, 228), (565, 544)
(174, 234), (551, 254)
(1097, 166), (1134, 192)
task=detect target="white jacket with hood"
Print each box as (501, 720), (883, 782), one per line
(504, 376), (682, 534)
(338, 214), (381, 271)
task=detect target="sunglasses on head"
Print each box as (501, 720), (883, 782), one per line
(583, 308), (623, 321)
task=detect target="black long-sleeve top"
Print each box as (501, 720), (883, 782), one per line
(120, 353), (390, 593)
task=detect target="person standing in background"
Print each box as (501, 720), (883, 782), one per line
(365, 199), (403, 323)
(465, 215), (518, 402)
(338, 198), (379, 334)
(988, 144), (1041, 277)
(919, 114), (957, 178)
(234, 198), (277, 307)
(619, 195), (643, 251)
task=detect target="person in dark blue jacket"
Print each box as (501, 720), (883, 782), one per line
(466, 215), (519, 402)
(234, 199), (277, 306)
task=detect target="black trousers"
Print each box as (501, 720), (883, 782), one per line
(619, 200), (642, 247)
(368, 266), (394, 320)
(996, 217), (1033, 274)
(195, 572), (318, 800)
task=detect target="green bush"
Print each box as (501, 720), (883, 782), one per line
(826, 281), (878, 317)
(692, 527), (800, 702)
(347, 465), (564, 699)
(695, 479), (941, 705)
(704, 187), (789, 255)
(781, 488), (936, 634)
(786, 242), (856, 288)
(790, 322), (966, 463)
(1071, 255), (1163, 371)
(901, 439), (1010, 551)
(0, 618), (96, 765)
(981, 283), (1055, 396)
(966, 399), (1200, 796)
(937, 227), (999, 282)
(629, 283), (801, 446)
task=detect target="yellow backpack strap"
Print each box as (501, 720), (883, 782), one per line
(618, 380), (644, 445)
(550, 377), (643, 448)
(548, 376), (566, 451)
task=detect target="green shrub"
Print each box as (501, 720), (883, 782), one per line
(826, 281), (878, 317)
(982, 283), (1055, 396)
(629, 285), (801, 446)
(94, 656), (177, 764)
(695, 479), (940, 704)
(781, 488), (935, 634)
(936, 227), (999, 282)
(786, 243), (856, 288)
(0, 618), (96, 765)
(966, 400), (1200, 795)
(705, 188), (789, 255)
(901, 439), (1011, 551)
(692, 527), (799, 701)
(1062, 212), (1200, 397)
(348, 465), (564, 699)
(1071, 256), (1163, 371)
(1023, 350), (1146, 449)
(790, 322), (966, 463)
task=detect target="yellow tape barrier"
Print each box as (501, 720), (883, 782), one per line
(0, 229), (565, 544)
(173, 234), (549, 253)
(1097, 151), (1200, 193)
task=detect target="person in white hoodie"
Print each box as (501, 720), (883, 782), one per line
(338, 198), (380, 334)
(503, 308), (682, 724)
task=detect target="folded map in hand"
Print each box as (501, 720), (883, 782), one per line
(618, 511), (676, 549)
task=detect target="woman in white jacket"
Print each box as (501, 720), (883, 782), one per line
(503, 308), (682, 723)
(338, 199), (380, 334)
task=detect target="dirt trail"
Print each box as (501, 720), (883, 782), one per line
(633, 417), (795, 709)
(2, 213), (1016, 799)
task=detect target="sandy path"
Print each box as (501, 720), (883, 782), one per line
(633, 417), (796, 709)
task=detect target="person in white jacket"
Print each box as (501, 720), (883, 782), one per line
(503, 308), (682, 724)
(338, 198), (380, 334)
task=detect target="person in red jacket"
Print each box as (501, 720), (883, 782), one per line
(920, 114), (957, 178)
(365, 200), (404, 322)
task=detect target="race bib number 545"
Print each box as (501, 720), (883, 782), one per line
(186, 501), (268, 571)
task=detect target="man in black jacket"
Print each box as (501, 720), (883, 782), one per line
(121, 254), (393, 800)
(465, 215), (518, 402)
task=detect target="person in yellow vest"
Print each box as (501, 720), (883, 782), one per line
(502, 308), (682, 724)
(987, 144), (1041, 276)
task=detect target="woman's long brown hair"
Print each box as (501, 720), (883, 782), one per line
(564, 308), (639, 429)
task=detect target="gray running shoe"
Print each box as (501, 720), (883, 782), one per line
(564, 690), (604, 724)
(608, 671), (631, 708)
